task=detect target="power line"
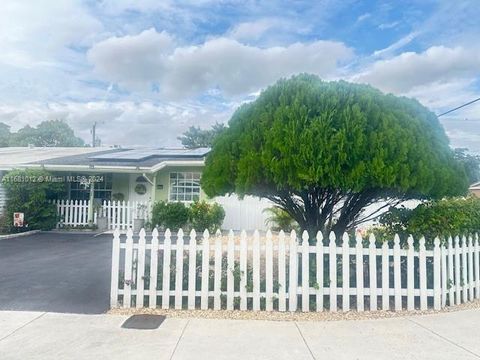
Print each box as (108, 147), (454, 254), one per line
(437, 97), (480, 117)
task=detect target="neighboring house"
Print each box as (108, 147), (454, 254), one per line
(470, 182), (480, 198)
(0, 147), (272, 230)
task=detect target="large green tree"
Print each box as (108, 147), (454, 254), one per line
(201, 74), (468, 236)
(10, 120), (84, 147)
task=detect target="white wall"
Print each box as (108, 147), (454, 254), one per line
(0, 171), (6, 216)
(214, 195), (273, 231)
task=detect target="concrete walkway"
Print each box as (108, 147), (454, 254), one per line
(0, 310), (479, 359)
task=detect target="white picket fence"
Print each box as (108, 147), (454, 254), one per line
(52, 200), (151, 229)
(53, 199), (97, 227)
(111, 228), (480, 312)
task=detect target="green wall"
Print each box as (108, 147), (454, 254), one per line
(154, 166), (206, 202)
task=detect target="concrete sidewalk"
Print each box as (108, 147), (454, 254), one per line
(0, 310), (479, 360)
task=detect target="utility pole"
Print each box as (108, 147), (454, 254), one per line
(91, 122), (96, 147)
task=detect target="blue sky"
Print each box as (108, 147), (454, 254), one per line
(0, 0), (479, 152)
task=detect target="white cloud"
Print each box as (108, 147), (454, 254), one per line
(372, 32), (419, 58)
(355, 46), (480, 94)
(0, 101), (233, 147)
(0, 1), (102, 68)
(228, 19), (280, 41)
(88, 29), (352, 99)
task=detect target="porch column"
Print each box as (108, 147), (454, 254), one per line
(88, 180), (95, 224)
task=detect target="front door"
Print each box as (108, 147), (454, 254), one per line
(129, 174), (152, 203)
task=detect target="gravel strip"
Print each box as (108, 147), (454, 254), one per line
(109, 299), (480, 322)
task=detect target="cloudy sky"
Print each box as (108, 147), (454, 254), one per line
(0, 0), (479, 152)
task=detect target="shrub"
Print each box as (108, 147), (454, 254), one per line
(263, 206), (299, 232)
(151, 201), (189, 230)
(2, 169), (66, 231)
(189, 201), (225, 232)
(379, 196), (480, 245)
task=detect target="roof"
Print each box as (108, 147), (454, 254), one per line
(0, 147), (111, 170)
(470, 182), (480, 190)
(0, 147), (209, 173)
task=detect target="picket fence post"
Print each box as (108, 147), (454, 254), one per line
(227, 230), (235, 310)
(289, 230), (298, 312)
(433, 237), (441, 310)
(265, 230), (274, 311)
(381, 241), (389, 310)
(162, 229), (172, 309)
(419, 237), (427, 311)
(110, 228), (120, 308)
(475, 234), (480, 299)
(369, 234), (377, 311)
(200, 230), (210, 310)
(316, 232), (324, 312)
(123, 227), (133, 308)
(149, 228), (159, 308)
(342, 233), (350, 312)
(136, 228), (146, 308)
(239, 230), (248, 310)
(278, 231), (286, 311)
(175, 229), (184, 310)
(187, 229), (197, 310)
(214, 230), (222, 310)
(356, 233), (364, 312)
(301, 230), (310, 312)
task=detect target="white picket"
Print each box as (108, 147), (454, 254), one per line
(454, 236), (461, 304)
(278, 231), (287, 311)
(407, 236), (414, 311)
(123, 228), (133, 308)
(200, 230), (210, 310)
(162, 229), (172, 309)
(448, 237), (455, 306)
(342, 233), (350, 312)
(329, 232), (337, 312)
(175, 229), (184, 310)
(187, 230), (197, 310)
(227, 230), (235, 310)
(316, 232), (324, 312)
(289, 230), (298, 312)
(462, 236), (468, 303)
(301, 231), (310, 312)
(434, 237), (442, 310)
(252, 230), (261, 311)
(393, 235), (402, 311)
(381, 241), (389, 310)
(356, 233), (364, 312)
(110, 228), (120, 308)
(136, 228), (146, 308)
(419, 237), (427, 311)
(149, 229), (159, 308)
(214, 230), (222, 310)
(265, 230), (274, 311)
(369, 234), (377, 311)
(239, 230), (248, 310)
(440, 239), (447, 308)
(468, 236), (474, 301)
(475, 235), (480, 299)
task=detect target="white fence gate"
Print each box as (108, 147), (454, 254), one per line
(53, 200), (151, 230)
(111, 228), (480, 312)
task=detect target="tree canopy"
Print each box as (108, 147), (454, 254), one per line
(201, 74), (468, 235)
(3, 120), (84, 147)
(178, 122), (226, 149)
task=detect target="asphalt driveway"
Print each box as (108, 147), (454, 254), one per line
(0, 232), (112, 314)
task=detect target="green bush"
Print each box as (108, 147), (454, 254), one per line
(263, 206), (299, 232)
(151, 201), (190, 230)
(189, 201), (225, 232)
(379, 196), (480, 245)
(2, 169), (66, 231)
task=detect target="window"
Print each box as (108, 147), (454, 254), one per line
(169, 172), (201, 202)
(69, 173), (112, 203)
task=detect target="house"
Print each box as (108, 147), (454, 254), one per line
(0, 146), (209, 205)
(0, 147), (272, 230)
(470, 182), (480, 198)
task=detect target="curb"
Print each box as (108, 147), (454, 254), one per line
(0, 230), (41, 240)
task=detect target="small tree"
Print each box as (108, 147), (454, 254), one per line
(201, 74), (468, 236)
(178, 123), (226, 149)
(2, 169), (66, 231)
